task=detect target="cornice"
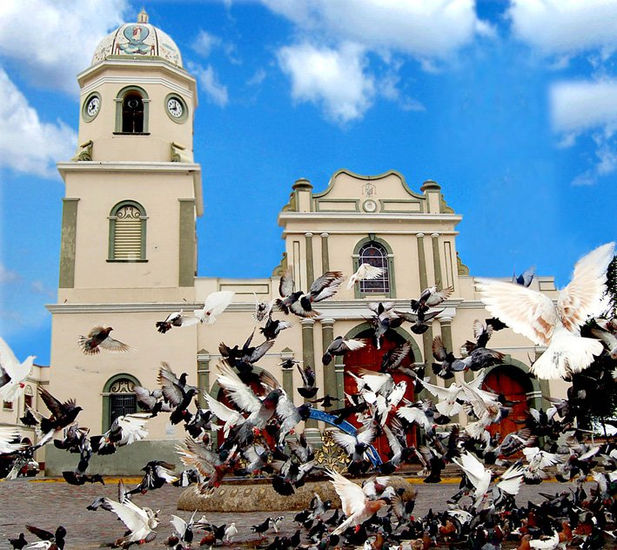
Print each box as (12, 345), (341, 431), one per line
(47, 298), (466, 315)
(278, 212), (462, 223)
(80, 74), (194, 102)
(57, 162), (203, 216)
(57, 161), (201, 175)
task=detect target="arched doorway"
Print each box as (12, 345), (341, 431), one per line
(343, 326), (419, 458)
(482, 364), (533, 438)
(102, 373), (141, 432)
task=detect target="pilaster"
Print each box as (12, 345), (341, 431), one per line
(178, 198), (196, 287)
(321, 318), (336, 410)
(305, 232), (314, 286)
(431, 232), (442, 288)
(59, 198), (79, 288)
(320, 232), (330, 272)
(301, 318), (320, 443)
(196, 349), (210, 408)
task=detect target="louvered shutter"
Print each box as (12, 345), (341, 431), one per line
(113, 205), (143, 259)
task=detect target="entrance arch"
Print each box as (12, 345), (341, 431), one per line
(481, 361), (537, 438)
(342, 323), (420, 458)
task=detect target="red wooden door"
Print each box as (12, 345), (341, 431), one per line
(344, 329), (416, 459)
(482, 366), (530, 439)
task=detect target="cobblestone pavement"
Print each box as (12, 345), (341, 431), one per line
(0, 477), (598, 549)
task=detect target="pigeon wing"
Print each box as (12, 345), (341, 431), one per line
(475, 278), (556, 346)
(25, 525), (55, 541)
(558, 242), (615, 332)
(99, 335), (129, 352)
(279, 270), (295, 297)
(327, 469), (367, 518)
(38, 387), (64, 418)
(331, 431), (357, 456)
(217, 363), (262, 414)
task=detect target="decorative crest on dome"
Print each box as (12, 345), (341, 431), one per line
(137, 8), (149, 23)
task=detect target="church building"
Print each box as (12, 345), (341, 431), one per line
(43, 12), (567, 474)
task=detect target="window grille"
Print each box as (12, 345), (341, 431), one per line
(358, 242), (390, 293)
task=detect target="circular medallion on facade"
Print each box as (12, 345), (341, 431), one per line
(363, 199), (377, 213)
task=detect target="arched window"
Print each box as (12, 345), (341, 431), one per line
(357, 241), (391, 294)
(122, 93), (144, 132)
(102, 374), (140, 431)
(108, 200), (147, 261)
(114, 86), (149, 134)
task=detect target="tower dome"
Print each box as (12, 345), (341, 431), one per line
(91, 9), (182, 68)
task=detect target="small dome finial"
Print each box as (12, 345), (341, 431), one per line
(137, 8), (149, 23)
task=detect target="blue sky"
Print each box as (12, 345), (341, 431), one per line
(1, 0), (617, 365)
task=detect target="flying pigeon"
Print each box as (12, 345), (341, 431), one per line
(476, 242), (615, 379)
(77, 326), (129, 355)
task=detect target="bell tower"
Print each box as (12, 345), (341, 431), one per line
(56, 9), (202, 301)
(47, 12), (203, 455)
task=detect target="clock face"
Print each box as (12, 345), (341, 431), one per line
(86, 96), (100, 118)
(167, 97), (183, 118)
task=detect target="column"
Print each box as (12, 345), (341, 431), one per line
(59, 198), (79, 288)
(416, 233), (428, 290)
(305, 232), (314, 285)
(321, 232), (330, 272)
(302, 318), (321, 445)
(431, 232), (442, 288)
(335, 357), (345, 404)
(416, 233), (434, 388)
(321, 318), (336, 410)
(280, 348), (295, 397)
(196, 350), (210, 408)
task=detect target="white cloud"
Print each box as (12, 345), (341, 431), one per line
(277, 42), (375, 124)
(263, 0), (492, 58)
(266, 1), (490, 123)
(508, 0), (617, 55)
(189, 63), (229, 107)
(551, 80), (617, 133)
(0, 68), (76, 178)
(0, 264), (21, 284)
(247, 68), (267, 87)
(550, 79), (617, 185)
(193, 30), (222, 57)
(0, 0), (128, 95)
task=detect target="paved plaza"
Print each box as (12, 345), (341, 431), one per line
(0, 476), (592, 549)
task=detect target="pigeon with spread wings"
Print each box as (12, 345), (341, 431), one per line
(346, 263), (384, 289)
(0, 337), (35, 402)
(78, 326), (129, 355)
(276, 270), (344, 317)
(476, 242), (615, 379)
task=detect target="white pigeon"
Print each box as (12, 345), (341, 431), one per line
(194, 290), (235, 324)
(224, 523), (238, 543)
(475, 242), (615, 379)
(327, 469), (389, 535)
(0, 337), (35, 402)
(103, 492), (159, 545)
(346, 263), (384, 289)
(203, 392), (244, 437)
(452, 451), (492, 502)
